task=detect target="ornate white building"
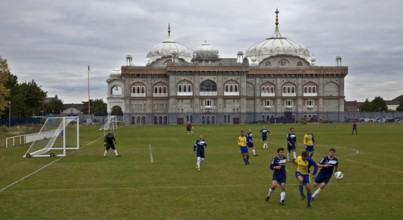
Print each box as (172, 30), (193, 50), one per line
(106, 10), (348, 125)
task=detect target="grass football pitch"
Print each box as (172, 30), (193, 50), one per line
(1, 123), (403, 219)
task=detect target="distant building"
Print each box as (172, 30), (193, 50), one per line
(62, 103), (83, 116)
(344, 100), (360, 112)
(106, 9), (348, 124)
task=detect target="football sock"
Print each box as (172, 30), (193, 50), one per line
(252, 149), (256, 155)
(280, 192), (285, 201)
(307, 192), (312, 205)
(299, 184), (304, 196)
(114, 150), (119, 156)
(197, 157), (201, 168)
(103, 150), (107, 157)
(312, 188), (321, 198)
(287, 153), (290, 161)
(243, 157), (248, 165)
(293, 152), (296, 159)
(268, 188), (273, 197)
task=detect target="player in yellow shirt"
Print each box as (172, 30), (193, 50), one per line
(303, 129), (315, 158)
(293, 151), (317, 208)
(238, 130), (249, 165)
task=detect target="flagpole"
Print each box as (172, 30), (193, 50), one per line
(88, 65), (91, 119)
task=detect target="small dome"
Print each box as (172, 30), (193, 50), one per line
(244, 9), (312, 65)
(193, 40), (219, 60)
(146, 25), (192, 64)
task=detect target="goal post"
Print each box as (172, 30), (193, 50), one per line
(100, 115), (117, 132)
(23, 116), (79, 158)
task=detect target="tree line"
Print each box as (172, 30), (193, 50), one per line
(360, 96), (403, 112)
(0, 56), (115, 119)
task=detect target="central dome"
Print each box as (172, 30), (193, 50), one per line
(193, 40), (219, 60)
(146, 25), (192, 64)
(244, 9), (311, 65)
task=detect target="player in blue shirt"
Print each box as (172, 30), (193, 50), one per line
(286, 127), (297, 162)
(246, 128), (257, 156)
(260, 126), (270, 149)
(265, 148), (287, 205)
(312, 148), (338, 200)
(194, 134), (207, 170)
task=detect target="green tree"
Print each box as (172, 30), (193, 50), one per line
(82, 99), (107, 116)
(360, 99), (372, 112)
(111, 105), (123, 116)
(43, 95), (64, 115)
(371, 96), (388, 112)
(396, 100), (403, 112)
(0, 56), (11, 115)
(15, 80), (47, 116)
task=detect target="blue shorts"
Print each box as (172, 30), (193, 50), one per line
(196, 149), (205, 158)
(295, 172), (310, 184)
(273, 173), (287, 184)
(287, 145), (296, 151)
(240, 146), (248, 154)
(262, 136), (267, 141)
(314, 173), (332, 184)
(306, 145), (314, 152)
(247, 142), (254, 148)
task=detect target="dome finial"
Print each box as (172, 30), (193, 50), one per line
(168, 23), (171, 38)
(275, 8), (279, 28)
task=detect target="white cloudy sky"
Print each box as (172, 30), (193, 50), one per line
(1, 0), (403, 103)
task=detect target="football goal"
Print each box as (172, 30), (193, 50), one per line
(23, 116), (79, 158)
(100, 115), (118, 131)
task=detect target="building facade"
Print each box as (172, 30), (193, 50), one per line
(106, 10), (348, 125)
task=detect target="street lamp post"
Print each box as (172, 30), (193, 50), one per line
(8, 101), (11, 127)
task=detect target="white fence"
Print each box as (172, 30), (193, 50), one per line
(5, 131), (57, 148)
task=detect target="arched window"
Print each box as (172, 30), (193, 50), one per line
(154, 87), (158, 93)
(234, 85), (238, 92)
(183, 85), (187, 92)
(141, 87), (145, 93)
(188, 85), (191, 92)
(297, 61), (303, 66)
(230, 85), (233, 92)
(200, 80), (217, 92)
(226, 85), (229, 92)
(178, 85), (182, 92)
(163, 87), (167, 93)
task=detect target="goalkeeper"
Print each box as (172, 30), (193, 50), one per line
(103, 130), (120, 157)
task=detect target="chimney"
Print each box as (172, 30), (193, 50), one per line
(126, 55), (133, 66)
(336, 56), (342, 66)
(237, 51), (244, 63)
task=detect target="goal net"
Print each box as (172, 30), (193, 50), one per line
(23, 116), (79, 158)
(100, 115), (117, 131)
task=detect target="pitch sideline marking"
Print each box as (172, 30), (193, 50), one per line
(0, 136), (103, 192)
(149, 144), (154, 163)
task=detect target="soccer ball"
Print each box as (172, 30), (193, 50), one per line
(334, 171), (344, 180)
